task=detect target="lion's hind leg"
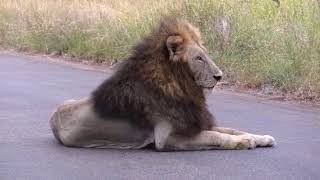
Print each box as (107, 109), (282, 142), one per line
(50, 98), (153, 149)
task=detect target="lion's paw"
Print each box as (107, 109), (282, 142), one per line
(262, 135), (276, 147)
(235, 135), (257, 150)
(252, 134), (276, 147)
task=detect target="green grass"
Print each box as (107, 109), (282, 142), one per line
(1, 0), (320, 101)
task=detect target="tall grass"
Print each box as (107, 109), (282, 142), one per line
(1, 0), (319, 101)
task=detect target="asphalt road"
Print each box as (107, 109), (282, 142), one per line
(0, 54), (320, 180)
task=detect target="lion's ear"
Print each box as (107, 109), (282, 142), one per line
(166, 35), (184, 61)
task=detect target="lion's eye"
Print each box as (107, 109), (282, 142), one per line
(195, 56), (203, 61)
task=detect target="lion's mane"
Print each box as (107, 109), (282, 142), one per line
(92, 17), (216, 136)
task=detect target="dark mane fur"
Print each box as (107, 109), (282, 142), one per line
(92, 17), (216, 136)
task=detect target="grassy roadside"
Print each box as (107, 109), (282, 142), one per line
(1, 0), (320, 102)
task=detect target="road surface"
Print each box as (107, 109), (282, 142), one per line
(0, 54), (320, 180)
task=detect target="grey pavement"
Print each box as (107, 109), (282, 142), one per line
(0, 54), (320, 180)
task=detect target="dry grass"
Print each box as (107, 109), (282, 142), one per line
(1, 0), (320, 101)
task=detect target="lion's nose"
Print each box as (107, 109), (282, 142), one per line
(213, 75), (222, 81)
(213, 71), (223, 81)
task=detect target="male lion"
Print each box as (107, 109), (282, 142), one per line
(50, 17), (275, 151)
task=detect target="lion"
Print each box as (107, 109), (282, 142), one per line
(50, 17), (275, 151)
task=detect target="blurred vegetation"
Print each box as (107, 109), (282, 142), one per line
(0, 0), (319, 101)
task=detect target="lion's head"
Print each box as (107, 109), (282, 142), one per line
(126, 17), (223, 98)
(167, 35), (223, 91)
(163, 18), (223, 92)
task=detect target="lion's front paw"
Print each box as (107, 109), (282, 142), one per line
(235, 135), (257, 150)
(251, 134), (276, 147)
(261, 135), (276, 147)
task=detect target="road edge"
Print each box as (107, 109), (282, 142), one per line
(1, 50), (319, 111)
